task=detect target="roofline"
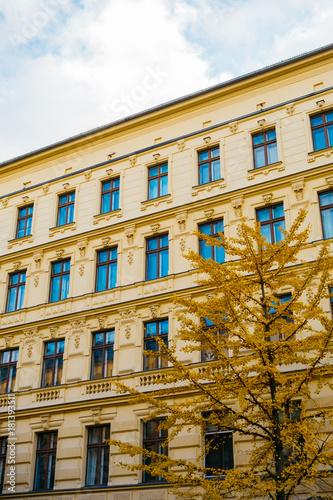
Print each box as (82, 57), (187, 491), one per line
(1, 42), (333, 168)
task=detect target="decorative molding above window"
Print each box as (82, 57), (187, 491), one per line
(231, 196), (244, 218)
(176, 212), (187, 232)
(285, 103), (295, 115)
(291, 178), (305, 201)
(79, 407), (116, 425)
(119, 307), (137, 319)
(129, 154), (137, 166)
(262, 193), (273, 205)
(125, 226), (136, 246)
(77, 238), (88, 258)
(177, 139), (185, 150)
(84, 170), (92, 181)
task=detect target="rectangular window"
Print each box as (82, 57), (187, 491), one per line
(6, 270), (26, 312)
(50, 259), (70, 302)
(143, 419), (167, 482)
(0, 437), (7, 493)
(204, 413), (233, 475)
(330, 287), (333, 315)
(96, 248), (117, 292)
(146, 234), (169, 280)
(41, 340), (65, 387)
(279, 401), (304, 462)
(34, 431), (57, 490)
(257, 203), (285, 243)
(319, 190), (333, 240)
(252, 129), (278, 168)
(148, 163), (168, 200)
(16, 204), (33, 238)
(201, 319), (226, 362)
(144, 319), (168, 370)
(199, 219), (225, 263)
(57, 191), (75, 226)
(198, 146), (220, 184)
(101, 178), (120, 213)
(91, 331), (114, 379)
(0, 349), (19, 394)
(311, 110), (333, 150)
(269, 294), (293, 341)
(86, 425), (110, 487)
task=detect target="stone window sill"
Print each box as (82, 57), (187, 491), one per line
(192, 178), (226, 197)
(307, 145), (333, 163)
(8, 234), (33, 249)
(93, 209), (123, 225)
(49, 222), (76, 237)
(141, 194), (172, 211)
(247, 161), (284, 180)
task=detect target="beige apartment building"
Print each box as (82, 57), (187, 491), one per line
(0, 44), (332, 499)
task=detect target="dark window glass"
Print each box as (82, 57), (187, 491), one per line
(50, 259), (70, 302)
(257, 203), (285, 243)
(330, 287), (333, 315)
(16, 204), (33, 238)
(34, 431), (57, 490)
(144, 320), (168, 370)
(143, 419), (167, 482)
(269, 294), (293, 341)
(319, 190), (333, 239)
(0, 437), (7, 493)
(199, 219), (225, 263)
(6, 271), (26, 312)
(279, 401), (304, 462)
(204, 413), (233, 475)
(96, 248), (117, 292)
(86, 425), (110, 486)
(148, 163), (168, 200)
(146, 235), (169, 280)
(198, 146), (220, 184)
(252, 129), (278, 168)
(0, 349), (19, 394)
(91, 331), (114, 379)
(57, 191), (75, 226)
(201, 319), (226, 362)
(101, 177), (120, 213)
(41, 340), (65, 387)
(311, 111), (333, 150)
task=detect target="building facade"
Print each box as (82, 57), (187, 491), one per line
(0, 45), (332, 499)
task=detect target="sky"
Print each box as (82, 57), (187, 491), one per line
(0, 0), (332, 163)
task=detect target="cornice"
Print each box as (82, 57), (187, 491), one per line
(0, 273), (197, 336)
(0, 61), (332, 177)
(0, 253), (328, 337)
(0, 375), (201, 420)
(0, 361), (318, 422)
(0, 160), (332, 264)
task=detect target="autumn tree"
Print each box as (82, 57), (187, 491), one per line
(110, 209), (333, 500)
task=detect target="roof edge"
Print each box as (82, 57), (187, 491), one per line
(1, 42), (333, 168)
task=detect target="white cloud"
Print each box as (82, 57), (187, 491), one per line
(0, 0), (332, 163)
(0, 0), (222, 162)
